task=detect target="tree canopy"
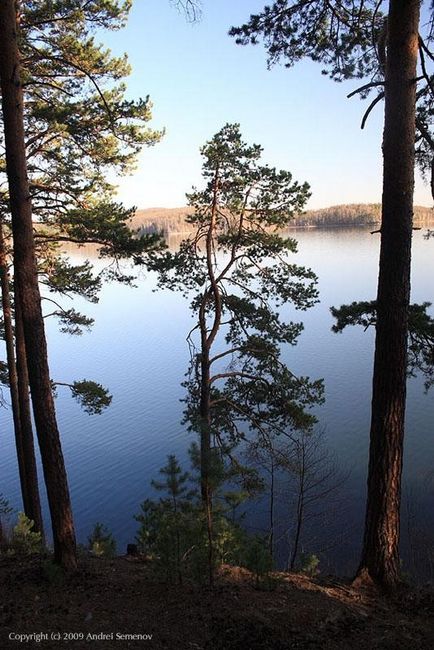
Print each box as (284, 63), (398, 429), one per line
(230, 0), (434, 186)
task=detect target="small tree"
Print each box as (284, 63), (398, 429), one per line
(136, 451), (261, 584)
(245, 438), (279, 558)
(242, 535), (274, 588)
(11, 512), (43, 555)
(147, 124), (323, 584)
(135, 454), (196, 584)
(87, 523), (116, 558)
(0, 493), (13, 547)
(282, 430), (347, 571)
(247, 428), (348, 571)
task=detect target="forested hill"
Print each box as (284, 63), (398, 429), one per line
(131, 203), (434, 235)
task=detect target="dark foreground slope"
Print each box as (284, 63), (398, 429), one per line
(1, 555), (434, 649)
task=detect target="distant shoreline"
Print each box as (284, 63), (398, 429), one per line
(130, 203), (434, 236)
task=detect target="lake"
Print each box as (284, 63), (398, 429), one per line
(1, 226), (433, 575)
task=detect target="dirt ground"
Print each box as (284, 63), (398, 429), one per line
(1, 554), (434, 649)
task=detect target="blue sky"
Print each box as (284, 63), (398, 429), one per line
(103, 0), (432, 211)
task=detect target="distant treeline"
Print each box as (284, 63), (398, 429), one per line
(131, 203), (434, 236)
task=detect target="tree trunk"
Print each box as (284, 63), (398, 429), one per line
(268, 455), (275, 559)
(198, 172), (222, 587)
(0, 0), (76, 570)
(15, 290), (45, 536)
(0, 225), (27, 508)
(290, 445), (305, 570)
(199, 343), (214, 586)
(0, 223), (43, 535)
(356, 0), (420, 590)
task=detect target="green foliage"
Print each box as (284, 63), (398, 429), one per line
(135, 455), (197, 582)
(230, 1), (385, 82)
(10, 513), (43, 555)
(87, 522), (116, 557)
(136, 452), (341, 585)
(212, 513), (246, 565)
(300, 552), (320, 577)
(2, 1), (164, 257)
(330, 300), (377, 333)
(331, 300), (434, 391)
(0, 493), (13, 546)
(149, 124), (323, 461)
(0, 1), (166, 430)
(19, 1), (162, 186)
(230, 3), (433, 179)
(188, 442), (229, 494)
(151, 453), (196, 501)
(52, 203), (164, 269)
(40, 256), (102, 302)
(51, 308), (94, 336)
(144, 125), (323, 585)
(70, 380), (113, 414)
(135, 454), (249, 584)
(241, 535), (274, 587)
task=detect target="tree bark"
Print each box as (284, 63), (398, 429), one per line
(199, 297), (214, 586)
(356, 0), (420, 590)
(0, 223), (43, 535)
(0, 225), (27, 508)
(15, 290), (45, 536)
(0, 0), (76, 569)
(268, 455), (275, 559)
(290, 441), (305, 570)
(198, 171), (222, 587)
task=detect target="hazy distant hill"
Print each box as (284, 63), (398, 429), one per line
(131, 207), (194, 235)
(131, 204), (434, 235)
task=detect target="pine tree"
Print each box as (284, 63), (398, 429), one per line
(0, 0), (77, 569)
(147, 123), (323, 584)
(135, 455), (196, 584)
(230, 0), (429, 590)
(0, 0), (163, 568)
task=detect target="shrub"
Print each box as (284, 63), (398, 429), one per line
(10, 512), (43, 555)
(87, 522), (116, 557)
(135, 454), (249, 584)
(241, 535), (273, 587)
(0, 494), (13, 548)
(300, 553), (320, 577)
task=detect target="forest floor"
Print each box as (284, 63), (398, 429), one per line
(1, 554), (434, 649)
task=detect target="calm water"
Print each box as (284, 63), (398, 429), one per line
(0, 227), (433, 572)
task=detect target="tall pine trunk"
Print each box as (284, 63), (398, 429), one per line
(0, 0), (76, 569)
(0, 224), (27, 510)
(356, 0), (420, 589)
(198, 172), (222, 587)
(0, 223), (43, 535)
(199, 348), (214, 586)
(15, 288), (45, 536)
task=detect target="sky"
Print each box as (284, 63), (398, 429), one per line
(101, 0), (433, 211)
